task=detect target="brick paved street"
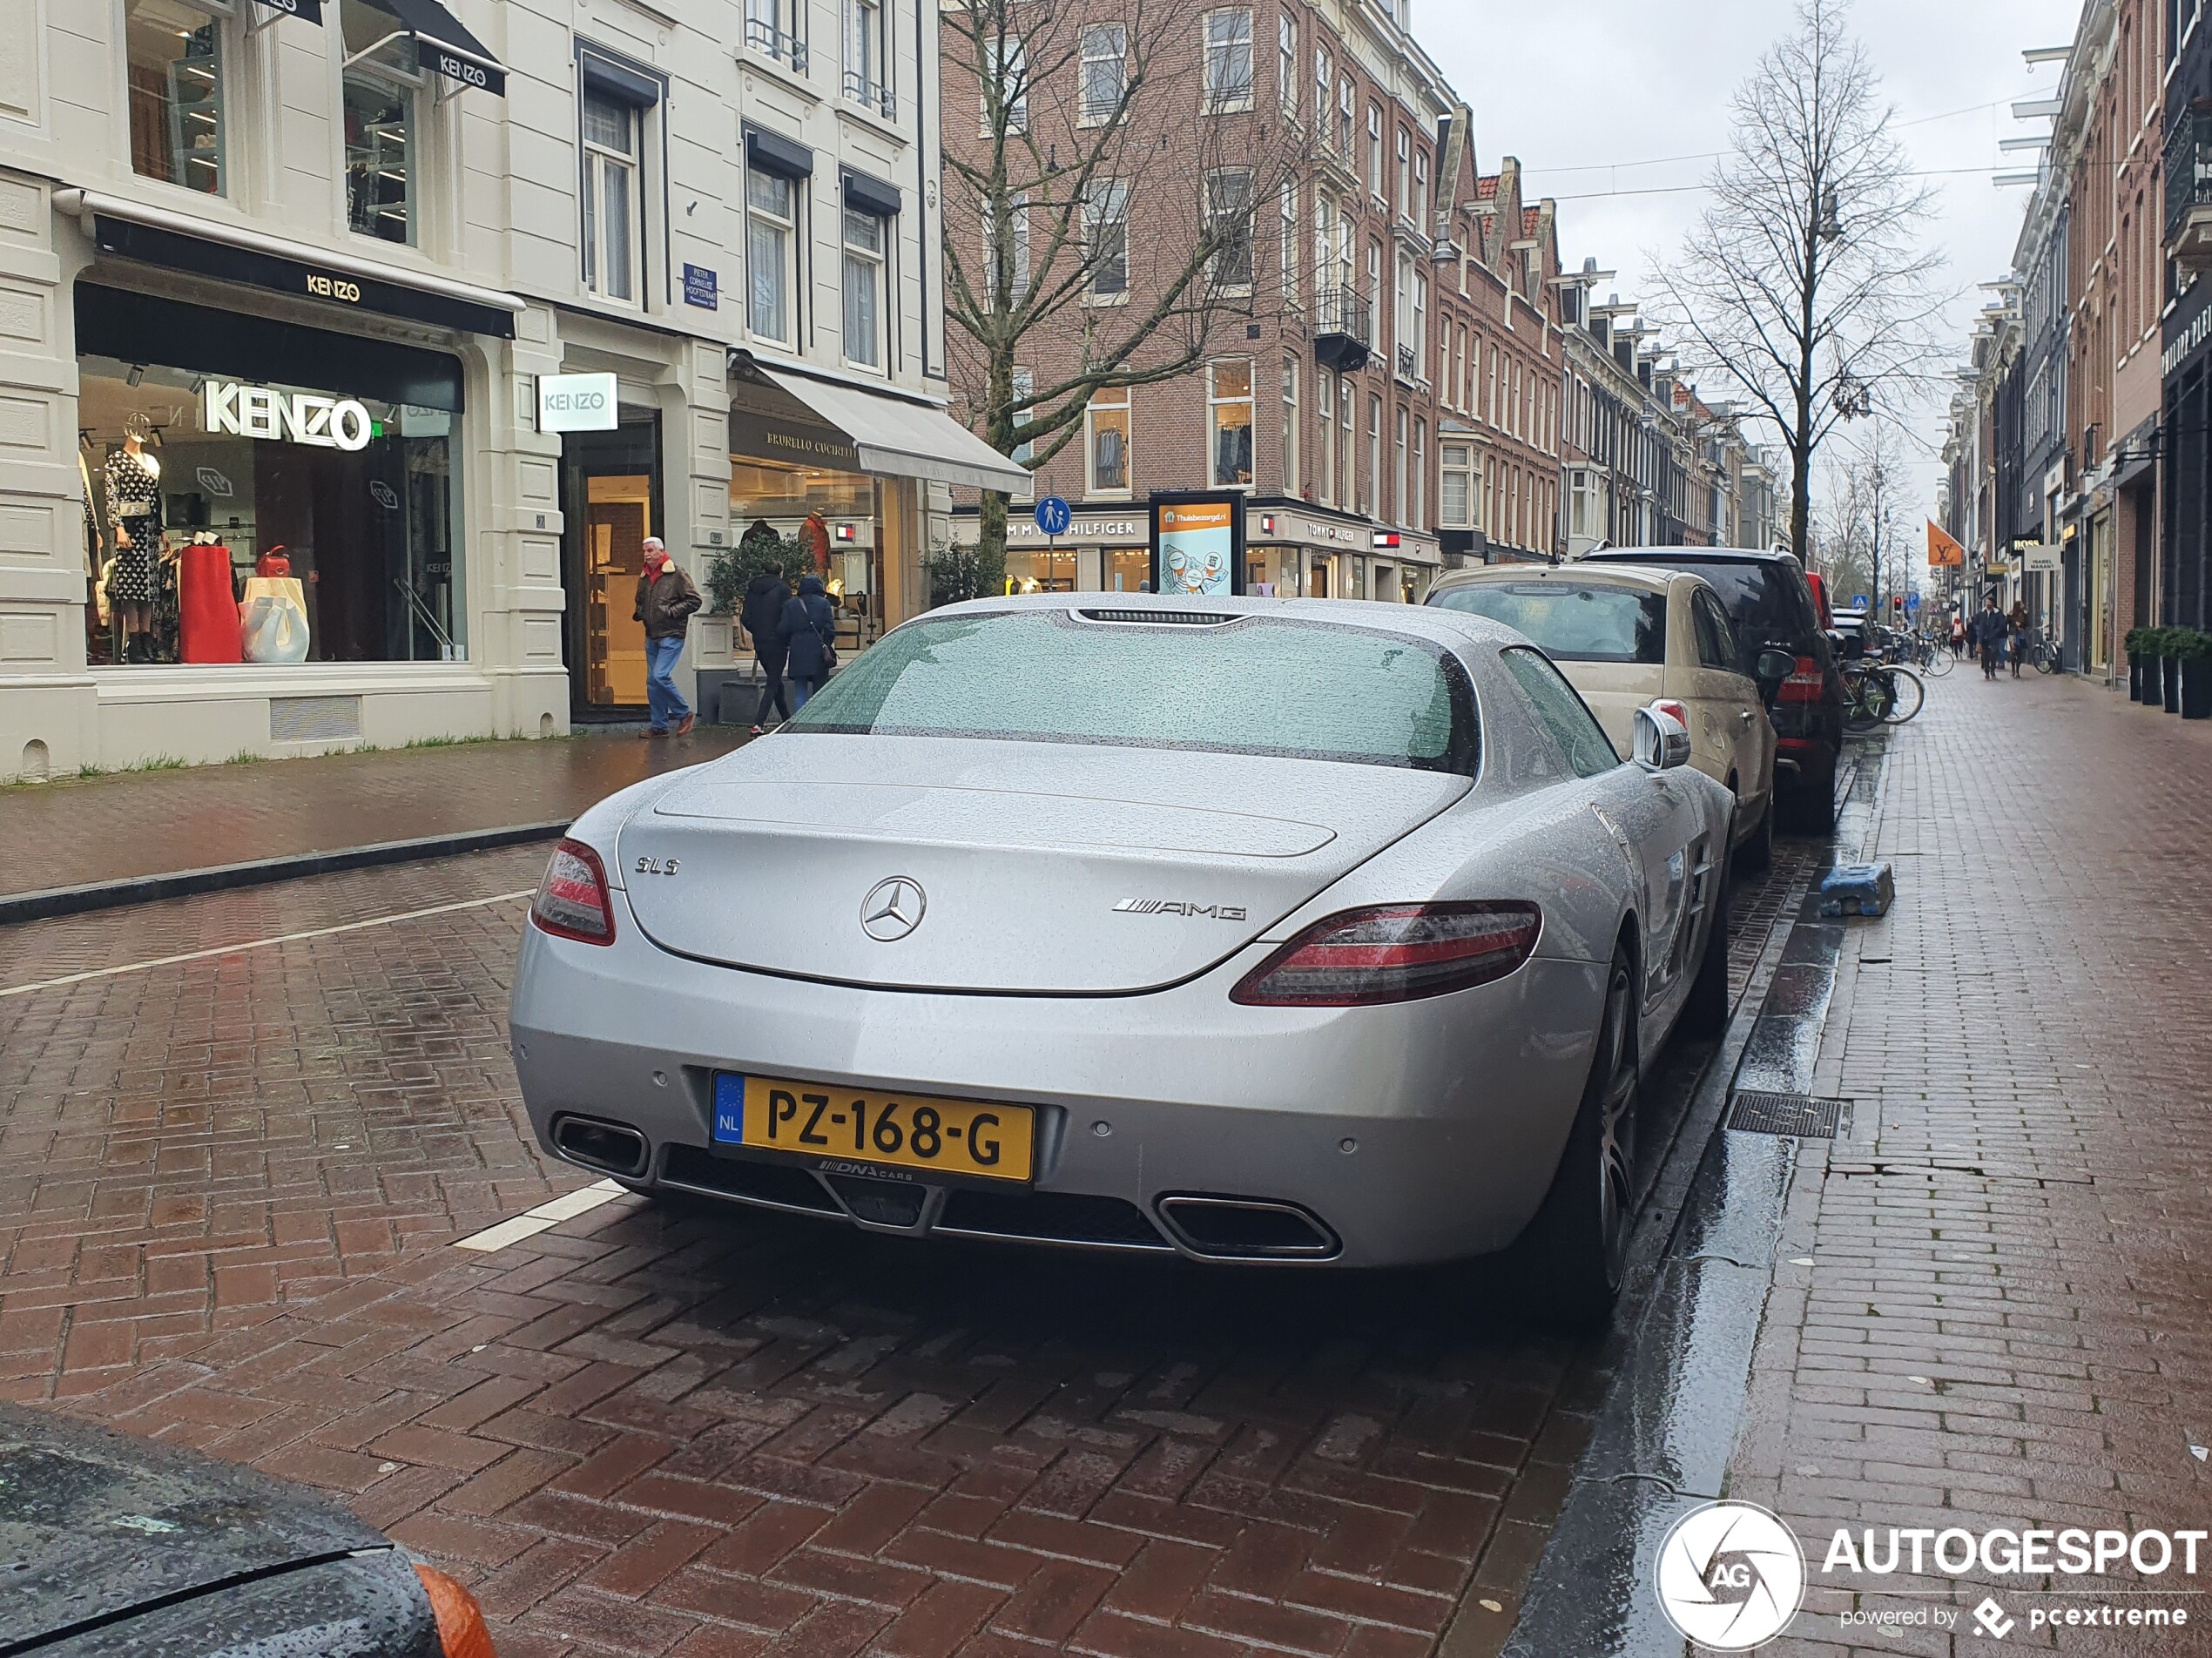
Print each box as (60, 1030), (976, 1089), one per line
(1727, 673), (2212, 1655)
(0, 727), (743, 900)
(0, 776), (1811, 1656)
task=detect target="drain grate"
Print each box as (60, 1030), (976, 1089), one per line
(1726, 1091), (1848, 1139)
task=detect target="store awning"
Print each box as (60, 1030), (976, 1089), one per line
(354, 0), (508, 95)
(752, 364), (1032, 496)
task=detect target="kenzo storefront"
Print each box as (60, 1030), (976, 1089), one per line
(74, 282), (464, 671)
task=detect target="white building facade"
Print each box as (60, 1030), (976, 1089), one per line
(0, 0), (1019, 780)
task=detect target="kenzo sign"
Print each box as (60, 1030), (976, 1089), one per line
(204, 380), (374, 452)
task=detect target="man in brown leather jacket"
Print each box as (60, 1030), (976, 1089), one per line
(634, 538), (703, 735)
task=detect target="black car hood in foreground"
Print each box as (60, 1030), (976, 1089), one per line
(0, 1404), (440, 1656)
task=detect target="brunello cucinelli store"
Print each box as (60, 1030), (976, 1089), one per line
(721, 353), (1028, 664)
(49, 192), (522, 766)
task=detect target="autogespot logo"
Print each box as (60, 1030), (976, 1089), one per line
(1655, 1502), (1808, 1650)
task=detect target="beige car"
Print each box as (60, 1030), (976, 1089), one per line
(1427, 563), (1779, 867)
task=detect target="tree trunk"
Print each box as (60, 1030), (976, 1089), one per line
(978, 490), (1009, 574)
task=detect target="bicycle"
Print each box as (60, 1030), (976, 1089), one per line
(1878, 664), (1925, 723)
(2029, 630), (2062, 675)
(1840, 661), (1896, 731)
(1917, 634), (1954, 677)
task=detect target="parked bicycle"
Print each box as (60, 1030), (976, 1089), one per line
(2028, 630), (2062, 675)
(1839, 660), (1925, 729)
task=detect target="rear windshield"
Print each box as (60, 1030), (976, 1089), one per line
(1429, 582), (1667, 664)
(784, 609), (1479, 773)
(1597, 557), (1815, 673)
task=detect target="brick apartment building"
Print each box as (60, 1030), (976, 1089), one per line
(941, 0), (1565, 598)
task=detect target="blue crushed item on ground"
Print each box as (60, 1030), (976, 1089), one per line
(1819, 862), (1895, 918)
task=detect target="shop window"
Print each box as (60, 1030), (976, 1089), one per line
(1082, 24), (1126, 126)
(1208, 360), (1254, 488)
(1086, 180), (1129, 299)
(341, 0), (421, 246)
(1106, 548), (1149, 592)
(1441, 443), (1473, 529)
(845, 0), (893, 117)
(1206, 169), (1254, 293)
(1006, 544), (1075, 594)
(842, 207), (887, 369)
(728, 445), (883, 658)
(581, 89), (639, 303)
(746, 165), (798, 345)
(1087, 388), (1130, 495)
(74, 304), (463, 671)
(745, 0), (807, 72)
(1281, 356), (1299, 497)
(125, 0), (227, 196)
(1202, 10), (1252, 113)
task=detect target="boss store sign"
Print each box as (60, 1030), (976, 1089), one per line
(537, 373), (619, 434)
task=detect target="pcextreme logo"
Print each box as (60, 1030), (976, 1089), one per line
(1654, 1502), (1808, 1650)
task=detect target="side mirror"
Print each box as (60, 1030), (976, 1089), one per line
(1755, 648), (1797, 683)
(1632, 703), (1692, 772)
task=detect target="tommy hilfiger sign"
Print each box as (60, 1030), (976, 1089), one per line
(204, 380), (374, 451)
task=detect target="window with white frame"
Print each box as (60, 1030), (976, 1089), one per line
(745, 0), (806, 71)
(1412, 417), (1426, 530)
(1338, 378), (1354, 509)
(1394, 251), (1413, 370)
(1081, 24), (1126, 125)
(1413, 271), (1428, 378)
(987, 35), (1028, 133)
(1279, 180), (1299, 304)
(1313, 193), (1334, 299)
(1085, 179), (1129, 297)
(1203, 10), (1253, 112)
(1012, 367), (1035, 465)
(1413, 148), (1427, 231)
(842, 207), (887, 368)
(1282, 356), (1300, 496)
(1313, 47), (1331, 135)
(341, 0), (421, 245)
(1441, 442), (1473, 528)
(581, 88), (640, 302)
(1206, 168), (1254, 292)
(125, 0), (228, 196)
(1209, 360), (1255, 487)
(983, 190), (1029, 304)
(846, 0), (891, 115)
(745, 164), (798, 345)
(1278, 14), (1296, 114)
(1316, 366), (1336, 502)
(1087, 387), (1131, 494)
(1366, 103), (1384, 199)
(1366, 393), (1381, 516)
(1394, 404), (1409, 523)
(1337, 78), (1355, 165)
(1395, 126), (1411, 218)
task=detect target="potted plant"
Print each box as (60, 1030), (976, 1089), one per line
(2162, 629), (2186, 713)
(2125, 627), (2150, 702)
(2179, 630), (2212, 720)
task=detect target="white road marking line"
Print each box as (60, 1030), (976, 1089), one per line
(0, 890), (536, 1000)
(453, 1178), (628, 1252)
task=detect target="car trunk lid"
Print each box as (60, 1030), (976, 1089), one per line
(618, 736), (1469, 994)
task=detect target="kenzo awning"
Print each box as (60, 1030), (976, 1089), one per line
(746, 361), (1032, 495)
(248, 0), (326, 23)
(351, 0), (508, 95)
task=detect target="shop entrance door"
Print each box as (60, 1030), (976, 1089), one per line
(561, 418), (662, 719)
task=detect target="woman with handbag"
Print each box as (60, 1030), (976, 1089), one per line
(781, 574), (840, 710)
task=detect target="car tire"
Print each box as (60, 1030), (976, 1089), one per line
(1680, 859), (1730, 1041)
(1732, 794), (1773, 873)
(1509, 946), (1638, 1331)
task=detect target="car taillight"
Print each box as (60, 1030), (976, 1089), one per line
(530, 838), (616, 945)
(1776, 655), (1824, 704)
(1653, 699), (1689, 727)
(1231, 902), (1541, 1007)
(415, 1564), (497, 1658)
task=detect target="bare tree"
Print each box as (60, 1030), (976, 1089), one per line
(1649, 0), (1946, 568)
(940, 0), (1306, 563)
(1813, 422), (1916, 613)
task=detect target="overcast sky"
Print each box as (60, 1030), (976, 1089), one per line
(1420, 0), (2083, 533)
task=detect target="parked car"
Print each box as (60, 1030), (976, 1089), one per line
(0, 1403), (496, 1656)
(1829, 610), (1867, 660)
(1426, 563), (1783, 871)
(511, 596), (1737, 1322)
(1580, 547), (1844, 832)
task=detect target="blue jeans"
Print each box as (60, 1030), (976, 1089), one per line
(645, 634), (691, 730)
(790, 673), (822, 711)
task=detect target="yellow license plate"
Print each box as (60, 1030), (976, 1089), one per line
(711, 1073), (1035, 1183)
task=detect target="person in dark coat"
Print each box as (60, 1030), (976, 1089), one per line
(781, 575), (839, 710)
(741, 563), (792, 732)
(633, 540), (702, 735)
(1968, 596), (2007, 680)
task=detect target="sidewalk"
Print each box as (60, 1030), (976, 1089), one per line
(1731, 671), (2212, 1655)
(0, 727), (744, 907)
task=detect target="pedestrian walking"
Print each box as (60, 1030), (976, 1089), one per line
(634, 538), (702, 737)
(2007, 601), (2030, 678)
(781, 574), (839, 711)
(1969, 596), (2006, 680)
(1951, 613), (1966, 658)
(741, 562), (792, 733)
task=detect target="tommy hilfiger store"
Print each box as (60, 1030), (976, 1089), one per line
(0, 189), (537, 780)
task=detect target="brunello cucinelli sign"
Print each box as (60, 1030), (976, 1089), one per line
(728, 408), (860, 470)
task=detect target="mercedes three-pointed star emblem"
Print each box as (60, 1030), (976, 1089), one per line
(860, 877), (927, 942)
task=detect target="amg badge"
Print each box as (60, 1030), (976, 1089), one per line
(1113, 899), (1249, 920)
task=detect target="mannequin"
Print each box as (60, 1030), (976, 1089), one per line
(105, 413), (162, 660)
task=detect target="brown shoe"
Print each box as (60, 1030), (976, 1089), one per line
(640, 726), (668, 738)
(675, 713), (696, 736)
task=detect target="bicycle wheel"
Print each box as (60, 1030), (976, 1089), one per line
(1921, 644), (1953, 677)
(1842, 669), (1892, 731)
(2034, 644), (2059, 675)
(1879, 665), (1925, 723)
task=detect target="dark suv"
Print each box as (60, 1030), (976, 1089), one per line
(1580, 547), (1844, 832)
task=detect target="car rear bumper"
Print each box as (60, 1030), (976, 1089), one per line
(508, 893), (1608, 1270)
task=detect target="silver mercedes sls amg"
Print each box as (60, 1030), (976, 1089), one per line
(509, 595), (1736, 1318)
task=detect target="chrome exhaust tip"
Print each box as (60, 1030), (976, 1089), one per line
(550, 1115), (650, 1179)
(1156, 1195), (1340, 1260)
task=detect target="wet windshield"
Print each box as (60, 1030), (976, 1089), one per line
(785, 609), (1479, 774)
(1429, 583), (1668, 664)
